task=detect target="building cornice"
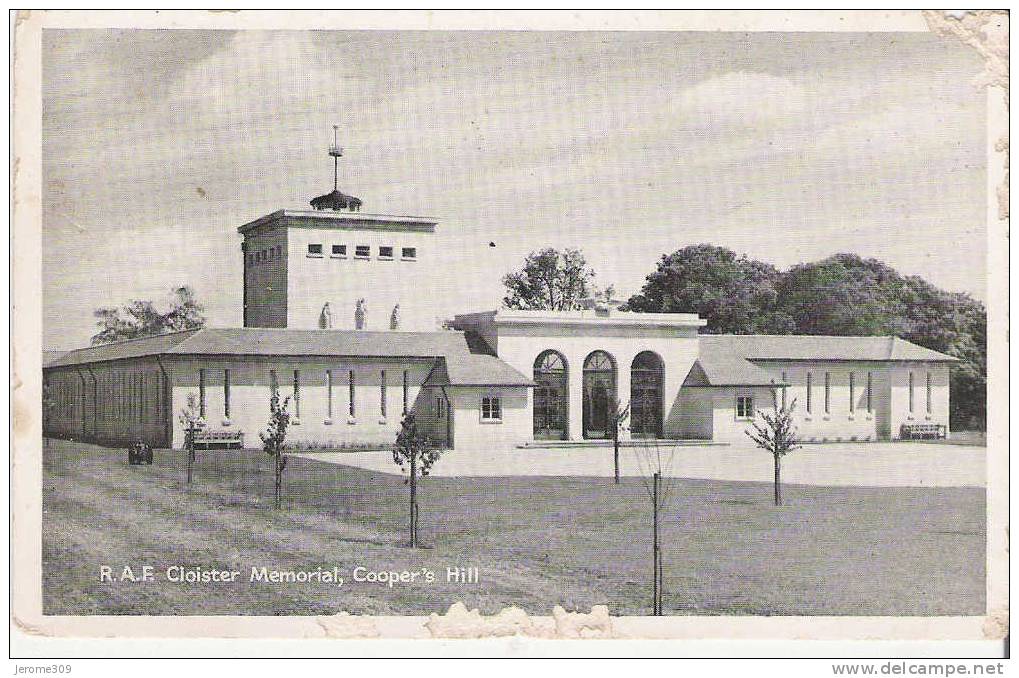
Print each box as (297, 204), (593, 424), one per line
(238, 210), (438, 235)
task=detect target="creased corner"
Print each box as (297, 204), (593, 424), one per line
(982, 607), (1009, 640)
(315, 611), (381, 639)
(424, 602), (614, 639)
(922, 10), (1009, 220)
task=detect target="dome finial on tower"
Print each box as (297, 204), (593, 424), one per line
(311, 126), (362, 212)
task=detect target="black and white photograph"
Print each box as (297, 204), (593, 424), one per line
(11, 9), (1008, 656)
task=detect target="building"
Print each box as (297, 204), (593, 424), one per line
(42, 143), (959, 450)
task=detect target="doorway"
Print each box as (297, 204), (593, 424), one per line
(583, 350), (616, 439)
(533, 351), (568, 440)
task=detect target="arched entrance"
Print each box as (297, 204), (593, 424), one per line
(631, 351), (664, 439)
(533, 350), (568, 440)
(583, 350), (616, 439)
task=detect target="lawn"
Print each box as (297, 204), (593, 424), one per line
(41, 439), (985, 616)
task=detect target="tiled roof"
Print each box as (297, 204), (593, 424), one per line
(43, 350), (69, 367)
(44, 327), (533, 387)
(686, 334), (959, 387)
(700, 335), (959, 363)
(683, 353), (780, 387)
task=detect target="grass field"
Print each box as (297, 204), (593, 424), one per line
(42, 439), (985, 616)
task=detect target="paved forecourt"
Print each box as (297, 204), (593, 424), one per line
(295, 441), (986, 488)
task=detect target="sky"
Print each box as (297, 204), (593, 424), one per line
(42, 30), (987, 350)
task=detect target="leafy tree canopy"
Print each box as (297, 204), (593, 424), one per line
(502, 248), (597, 311)
(626, 246), (986, 430)
(91, 285), (206, 345)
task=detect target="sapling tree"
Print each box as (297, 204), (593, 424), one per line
(607, 396), (630, 485)
(260, 391), (292, 509)
(177, 392), (205, 484)
(392, 412), (443, 547)
(746, 398), (802, 506)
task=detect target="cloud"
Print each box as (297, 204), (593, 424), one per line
(673, 71), (809, 127)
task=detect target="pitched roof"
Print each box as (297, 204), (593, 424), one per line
(683, 353), (781, 387)
(44, 327), (534, 387)
(685, 334), (958, 388)
(699, 335), (960, 363)
(43, 350), (69, 367)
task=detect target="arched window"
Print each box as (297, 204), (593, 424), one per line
(583, 351), (616, 439)
(631, 351), (664, 438)
(533, 350), (568, 440)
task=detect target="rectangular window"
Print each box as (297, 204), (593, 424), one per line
(736, 395), (754, 419)
(355, 245), (370, 258)
(293, 369), (301, 418)
(436, 396), (444, 418)
(908, 371), (915, 413)
(401, 247), (417, 260)
(403, 370), (409, 415)
(349, 370), (355, 417)
(331, 244), (346, 257)
(326, 369), (333, 420)
(824, 372), (831, 414)
(867, 372), (873, 413)
(378, 246), (394, 259)
(198, 368), (206, 418)
(806, 372), (812, 413)
(849, 372), (855, 413)
(380, 370), (387, 418)
(481, 396), (502, 421)
(308, 243), (323, 255)
(781, 372), (788, 410)
(223, 368), (231, 419)
(926, 372), (932, 414)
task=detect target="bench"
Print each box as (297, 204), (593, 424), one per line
(900, 423), (947, 440)
(192, 430), (245, 449)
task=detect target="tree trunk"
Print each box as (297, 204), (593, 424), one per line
(774, 454), (782, 506)
(652, 471), (660, 615)
(186, 425), (194, 485)
(409, 455), (417, 547)
(613, 431), (620, 485)
(274, 453), (283, 510)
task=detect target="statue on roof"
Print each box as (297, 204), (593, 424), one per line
(320, 302), (333, 329)
(355, 298), (367, 330)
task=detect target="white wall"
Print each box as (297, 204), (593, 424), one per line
(447, 386), (531, 451)
(243, 227), (288, 328)
(457, 317), (700, 441)
(889, 363), (951, 439)
(166, 357), (435, 449)
(285, 226), (435, 332)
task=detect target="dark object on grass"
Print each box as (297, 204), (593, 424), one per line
(128, 441), (153, 465)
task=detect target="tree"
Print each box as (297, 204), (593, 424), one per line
(260, 391), (292, 510)
(607, 397), (630, 485)
(502, 248), (597, 311)
(91, 285), (206, 345)
(392, 412), (443, 547)
(626, 248), (987, 430)
(177, 392), (205, 485)
(624, 244), (793, 334)
(746, 399), (802, 506)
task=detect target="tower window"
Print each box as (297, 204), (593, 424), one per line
(378, 246), (394, 259)
(331, 244), (346, 257)
(307, 244), (323, 256)
(355, 245), (370, 258)
(401, 247), (417, 260)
